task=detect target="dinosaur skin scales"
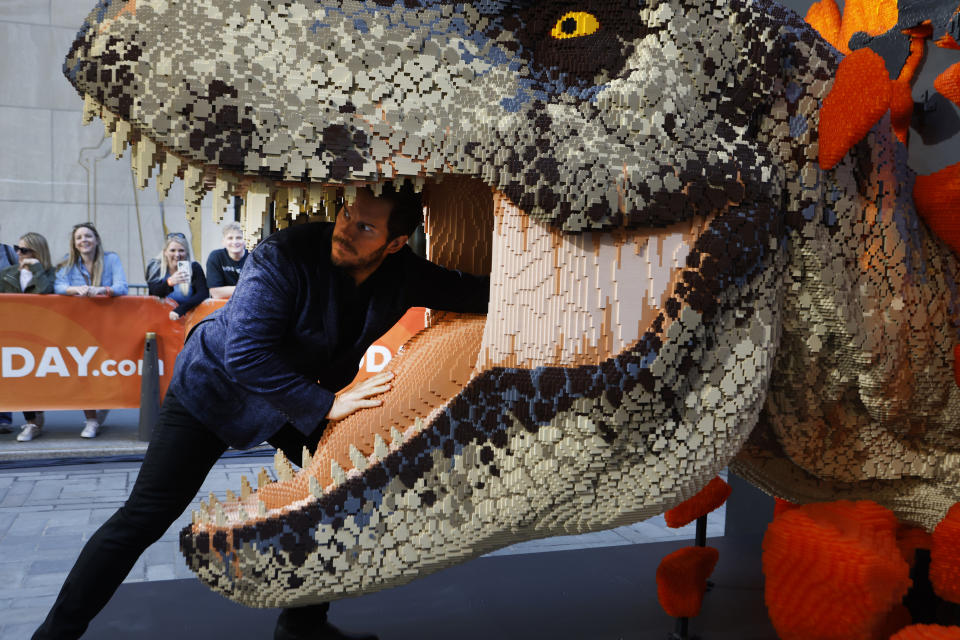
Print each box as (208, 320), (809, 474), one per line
(62, 0), (960, 608)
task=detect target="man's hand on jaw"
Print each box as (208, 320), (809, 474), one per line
(326, 371), (394, 421)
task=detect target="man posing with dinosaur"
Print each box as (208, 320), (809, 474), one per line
(34, 181), (490, 640)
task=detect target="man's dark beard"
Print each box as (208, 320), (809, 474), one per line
(331, 236), (388, 274)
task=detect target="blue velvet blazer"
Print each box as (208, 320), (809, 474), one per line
(169, 222), (489, 449)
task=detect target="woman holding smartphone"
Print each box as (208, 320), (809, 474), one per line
(147, 232), (209, 321)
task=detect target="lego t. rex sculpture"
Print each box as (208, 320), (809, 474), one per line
(62, 0), (960, 610)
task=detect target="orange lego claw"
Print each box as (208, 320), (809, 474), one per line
(664, 476), (732, 528)
(818, 48), (892, 171)
(913, 162), (960, 257)
(897, 524), (933, 568)
(773, 497), (799, 519)
(934, 61), (960, 108)
(839, 0), (900, 53)
(655, 546), (720, 619)
(891, 624), (960, 639)
(890, 80), (915, 144)
(930, 503), (960, 604)
(805, 0), (844, 52)
(762, 501), (911, 640)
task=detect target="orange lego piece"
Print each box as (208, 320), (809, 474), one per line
(805, 0), (844, 52)
(914, 162), (960, 257)
(762, 501), (911, 640)
(930, 503), (960, 604)
(897, 524), (933, 568)
(818, 48), (892, 170)
(655, 546), (720, 619)
(934, 61), (960, 108)
(891, 624), (960, 640)
(664, 476), (732, 528)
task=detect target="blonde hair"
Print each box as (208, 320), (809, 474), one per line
(18, 232), (52, 270)
(222, 221), (243, 237)
(63, 223), (104, 286)
(156, 235), (191, 274)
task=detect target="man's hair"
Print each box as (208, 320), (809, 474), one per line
(222, 221), (243, 237)
(367, 181), (422, 240)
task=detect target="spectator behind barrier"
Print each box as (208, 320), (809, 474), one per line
(0, 227), (15, 431)
(55, 222), (127, 438)
(0, 232), (55, 442)
(55, 222), (128, 297)
(147, 233), (209, 321)
(206, 221), (248, 299)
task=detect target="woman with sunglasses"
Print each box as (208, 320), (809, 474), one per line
(0, 232), (56, 441)
(55, 222), (128, 438)
(147, 233), (209, 321)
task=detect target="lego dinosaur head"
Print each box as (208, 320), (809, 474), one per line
(64, 0), (837, 606)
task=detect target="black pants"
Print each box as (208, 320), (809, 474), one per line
(33, 392), (324, 639)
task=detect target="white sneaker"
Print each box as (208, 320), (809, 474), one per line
(81, 420), (100, 438)
(17, 423), (41, 442)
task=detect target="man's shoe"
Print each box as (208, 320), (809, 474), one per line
(274, 616), (378, 640)
(16, 423), (41, 442)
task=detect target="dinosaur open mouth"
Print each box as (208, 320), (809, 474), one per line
(79, 96), (705, 534)
(189, 173), (708, 530)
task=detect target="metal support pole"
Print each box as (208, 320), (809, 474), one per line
(695, 515), (707, 547)
(138, 332), (160, 442)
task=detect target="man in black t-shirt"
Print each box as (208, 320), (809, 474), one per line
(206, 221), (248, 298)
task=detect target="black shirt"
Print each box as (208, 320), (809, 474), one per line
(205, 248), (247, 288)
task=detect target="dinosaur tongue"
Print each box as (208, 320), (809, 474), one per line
(254, 312), (484, 511)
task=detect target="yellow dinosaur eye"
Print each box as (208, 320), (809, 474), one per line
(550, 12), (600, 40)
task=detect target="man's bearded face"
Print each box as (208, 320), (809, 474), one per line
(330, 190), (395, 274)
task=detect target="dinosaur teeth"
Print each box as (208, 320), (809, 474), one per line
(225, 489), (237, 503)
(238, 508), (250, 521)
(274, 449), (295, 483)
(156, 152), (182, 202)
(390, 427), (404, 448)
(208, 492), (219, 507)
(330, 459), (347, 485)
(81, 94), (100, 126)
(344, 184), (357, 206)
(133, 136), (158, 190)
(214, 503), (227, 527)
(309, 475), (323, 499)
(412, 176), (425, 193)
(323, 186), (338, 221)
(257, 467), (271, 489)
(101, 109), (117, 137)
(370, 181), (383, 197)
(212, 173), (237, 223)
(243, 180), (272, 247)
(240, 475), (253, 500)
(348, 445), (368, 471)
(288, 186), (305, 220)
(183, 163), (205, 224)
(301, 446), (313, 469)
(257, 500), (267, 518)
(373, 434), (389, 460)
(112, 119), (131, 159)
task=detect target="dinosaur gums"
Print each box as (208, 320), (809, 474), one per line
(61, 0), (960, 609)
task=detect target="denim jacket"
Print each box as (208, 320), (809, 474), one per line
(54, 252), (128, 295)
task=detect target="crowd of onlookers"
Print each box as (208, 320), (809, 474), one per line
(0, 221), (250, 443)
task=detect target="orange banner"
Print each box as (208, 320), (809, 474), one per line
(0, 294), (183, 410)
(0, 294), (427, 411)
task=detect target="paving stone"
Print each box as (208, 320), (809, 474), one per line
(1, 622), (43, 640)
(21, 572), (67, 589)
(29, 558), (78, 575)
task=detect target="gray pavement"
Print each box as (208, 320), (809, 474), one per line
(0, 411), (725, 640)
